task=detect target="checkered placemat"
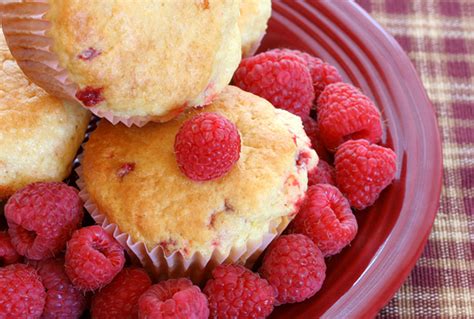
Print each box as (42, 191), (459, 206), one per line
(356, 0), (474, 317)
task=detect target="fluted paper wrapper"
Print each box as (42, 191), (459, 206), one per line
(89, 106), (187, 128)
(75, 163), (290, 283)
(1, 1), (186, 127)
(2, 1), (77, 100)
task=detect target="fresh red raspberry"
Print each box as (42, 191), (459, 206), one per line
(174, 112), (241, 181)
(138, 278), (209, 319)
(0, 231), (21, 266)
(65, 225), (125, 291)
(289, 184), (357, 256)
(308, 159), (336, 186)
(0, 264), (46, 318)
(204, 264), (275, 319)
(317, 83), (383, 150)
(233, 50), (314, 119)
(34, 257), (86, 319)
(303, 117), (329, 161)
(5, 182), (83, 260)
(259, 234), (326, 305)
(91, 267), (152, 319)
(273, 49), (343, 100)
(335, 139), (397, 210)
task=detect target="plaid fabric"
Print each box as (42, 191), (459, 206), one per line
(356, 0), (474, 317)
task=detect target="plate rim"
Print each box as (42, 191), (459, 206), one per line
(321, 2), (443, 317)
(264, 1), (443, 317)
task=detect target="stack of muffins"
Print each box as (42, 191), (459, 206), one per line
(1, 0), (317, 282)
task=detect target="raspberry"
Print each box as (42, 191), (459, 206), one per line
(303, 117), (329, 161)
(233, 50), (314, 119)
(259, 234), (326, 305)
(91, 267), (152, 319)
(204, 264), (275, 319)
(65, 225), (125, 291)
(174, 112), (241, 181)
(308, 159), (336, 186)
(138, 278), (209, 319)
(273, 49), (343, 100)
(5, 182), (83, 260)
(0, 264), (46, 318)
(335, 139), (397, 210)
(0, 231), (21, 266)
(34, 258), (86, 319)
(289, 184), (357, 256)
(317, 82), (383, 150)
(76, 86), (105, 107)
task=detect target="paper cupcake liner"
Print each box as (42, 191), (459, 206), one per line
(75, 158), (291, 283)
(89, 105), (187, 128)
(2, 1), (78, 101)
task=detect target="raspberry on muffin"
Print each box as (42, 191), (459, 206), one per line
(174, 112), (241, 181)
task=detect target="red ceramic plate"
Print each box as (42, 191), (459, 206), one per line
(262, 1), (442, 318)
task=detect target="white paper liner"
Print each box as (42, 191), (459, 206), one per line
(75, 159), (291, 283)
(88, 105), (187, 128)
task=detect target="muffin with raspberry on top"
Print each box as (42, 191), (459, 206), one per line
(79, 86), (317, 282)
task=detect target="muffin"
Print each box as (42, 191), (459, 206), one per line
(0, 26), (90, 200)
(78, 86), (317, 282)
(239, 0), (272, 57)
(2, 0), (242, 126)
